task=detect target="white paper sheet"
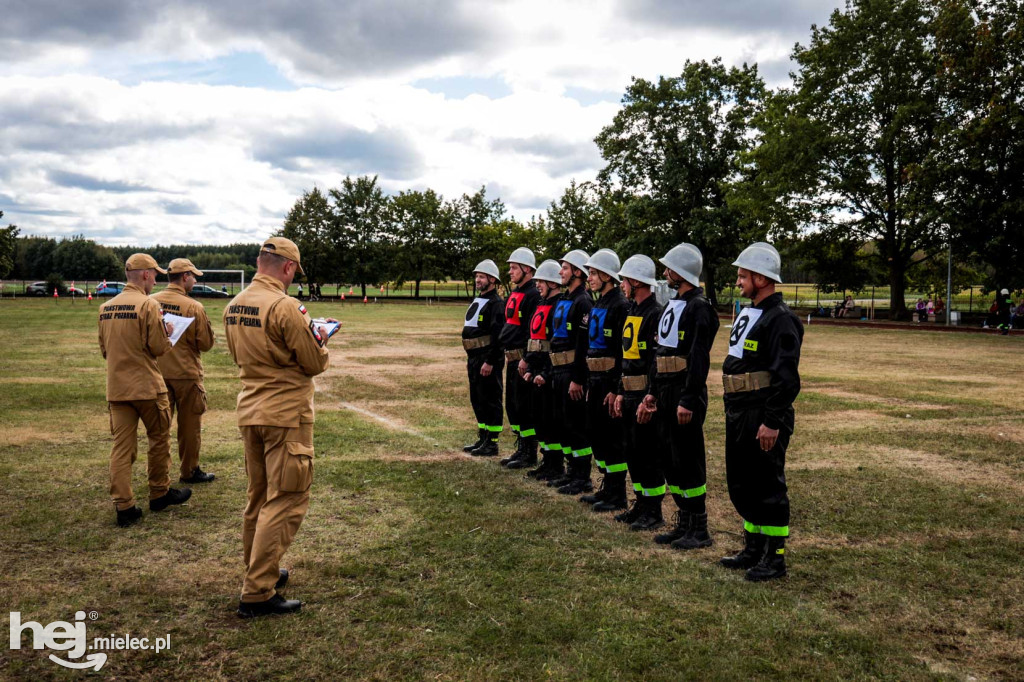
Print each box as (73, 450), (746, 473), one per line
(311, 317), (341, 338)
(163, 312), (194, 346)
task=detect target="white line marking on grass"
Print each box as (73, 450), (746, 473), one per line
(337, 401), (439, 444)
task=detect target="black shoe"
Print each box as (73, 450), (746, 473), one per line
(579, 476), (607, 504)
(470, 440), (499, 457)
(614, 499), (642, 523)
(547, 473), (573, 488)
(237, 594), (302, 619)
(275, 569), (289, 590)
(745, 537), (787, 581)
(629, 508), (665, 531)
(116, 506), (143, 528)
(592, 495), (627, 512)
(149, 487), (192, 512)
(531, 463), (564, 481)
(654, 511), (690, 545)
(507, 438), (538, 469)
(500, 435), (524, 466)
(720, 530), (766, 570)
(671, 512), (713, 550)
(180, 467), (215, 483)
(463, 429), (487, 453)
(557, 478), (593, 495)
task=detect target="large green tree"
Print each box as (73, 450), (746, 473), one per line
(749, 0), (944, 318)
(389, 189), (451, 298)
(594, 58), (766, 304)
(933, 0), (1024, 292)
(0, 213), (18, 280)
(330, 175), (391, 298)
(281, 187), (335, 286)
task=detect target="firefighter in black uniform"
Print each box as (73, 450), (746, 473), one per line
(996, 288), (1012, 335)
(575, 249), (629, 501)
(547, 250), (594, 492)
(637, 243), (720, 540)
(719, 242), (803, 582)
(499, 247), (542, 464)
(462, 259), (507, 456)
(518, 260), (564, 476)
(608, 255), (663, 517)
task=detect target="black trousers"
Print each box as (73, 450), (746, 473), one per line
(531, 379), (559, 456)
(655, 381), (709, 513)
(724, 404), (792, 536)
(504, 358), (525, 435)
(586, 372), (624, 474)
(551, 369), (589, 465)
(467, 355), (504, 433)
(621, 393), (663, 496)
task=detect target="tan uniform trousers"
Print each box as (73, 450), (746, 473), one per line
(164, 379), (208, 479)
(240, 423), (314, 603)
(109, 394), (172, 511)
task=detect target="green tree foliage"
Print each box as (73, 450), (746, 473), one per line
(451, 186), (507, 280)
(51, 236), (122, 281)
(933, 0), (1024, 292)
(749, 0), (943, 318)
(281, 187), (335, 286)
(0, 212), (18, 279)
(594, 59), (766, 304)
(389, 189), (451, 297)
(541, 180), (604, 257)
(330, 175), (391, 298)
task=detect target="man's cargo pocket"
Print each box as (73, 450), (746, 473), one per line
(280, 442), (314, 492)
(191, 385), (208, 415)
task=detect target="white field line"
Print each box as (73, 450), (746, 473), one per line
(314, 376), (438, 443)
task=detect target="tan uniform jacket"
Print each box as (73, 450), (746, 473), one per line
(224, 274), (330, 428)
(98, 283), (172, 401)
(151, 284), (215, 380)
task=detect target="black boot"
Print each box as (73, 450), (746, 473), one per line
(471, 436), (499, 456)
(614, 498), (643, 524)
(580, 476), (607, 504)
(654, 510), (690, 545)
(547, 471), (574, 487)
(671, 512), (713, 550)
(745, 536), (787, 581)
(719, 531), (765, 570)
(527, 452), (556, 479)
(506, 438), (538, 470)
(237, 594), (302, 619)
(557, 477), (593, 495)
(591, 473), (627, 511)
(463, 429), (487, 453)
(500, 434), (523, 466)
(180, 467), (215, 483)
(116, 506), (143, 528)
(149, 487), (192, 512)
(629, 497), (665, 531)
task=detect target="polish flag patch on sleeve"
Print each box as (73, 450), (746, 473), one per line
(298, 304), (307, 315)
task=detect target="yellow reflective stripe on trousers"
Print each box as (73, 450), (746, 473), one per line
(605, 462), (628, 473)
(642, 484), (666, 496)
(519, 428), (536, 437)
(744, 520), (789, 537)
(669, 484), (706, 498)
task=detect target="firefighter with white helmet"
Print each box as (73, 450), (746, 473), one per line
(462, 259), (507, 456)
(630, 243), (720, 536)
(996, 288), (1013, 335)
(606, 255), (664, 516)
(718, 241), (803, 581)
(544, 249), (594, 491)
(567, 249), (630, 501)
(519, 260), (565, 476)
(497, 247), (542, 463)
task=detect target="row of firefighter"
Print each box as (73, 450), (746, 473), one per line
(460, 242), (803, 583)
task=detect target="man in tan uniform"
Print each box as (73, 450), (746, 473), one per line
(98, 253), (193, 528)
(152, 258), (217, 484)
(224, 237), (338, 618)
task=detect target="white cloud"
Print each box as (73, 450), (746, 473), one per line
(0, 0), (843, 245)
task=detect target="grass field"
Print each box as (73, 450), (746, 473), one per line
(1, 298), (1021, 680)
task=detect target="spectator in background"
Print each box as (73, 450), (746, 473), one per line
(837, 295), (855, 318)
(296, 283), (303, 300)
(933, 297), (945, 320)
(1012, 300), (1024, 329)
(915, 298), (928, 322)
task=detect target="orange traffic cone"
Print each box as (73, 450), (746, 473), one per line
(363, 295), (368, 304)
(349, 286), (354, 295)
(53, 288), (58, 299)
(341, 293), (346, 301)
(88, 292), (93, 303)
(380, 285), (385, 293)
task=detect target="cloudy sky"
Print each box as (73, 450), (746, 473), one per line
(0, 0), (842, 246)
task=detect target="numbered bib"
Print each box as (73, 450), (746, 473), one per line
(622, 316), (642, 360)
(464, 297), (488, 328)
(588, 308), (610, 350)
(552, 300), (573, 340)
(505, 292), (525, 326)
(530, 304), (553, 340)
(727, 307), (763, 359)
(657, 300), (687, 348)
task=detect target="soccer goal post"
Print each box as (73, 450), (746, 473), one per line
(201, 269), (246, 293)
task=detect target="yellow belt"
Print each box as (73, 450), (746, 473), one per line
(656, 356), (687, 373)
(586, 356), (615, 372)
(622, 375), (649, 391)
(722, 371), (772, 393)
(549, 350), (575, 366)
(504, 349), (524, 362)
(462, 336), (491, 351)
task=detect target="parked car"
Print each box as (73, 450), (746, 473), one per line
(67, 286), (87, 296)
(189, 284), (230, 298)
(25, 281), (50, 296)
(94, 282), (126, 296)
